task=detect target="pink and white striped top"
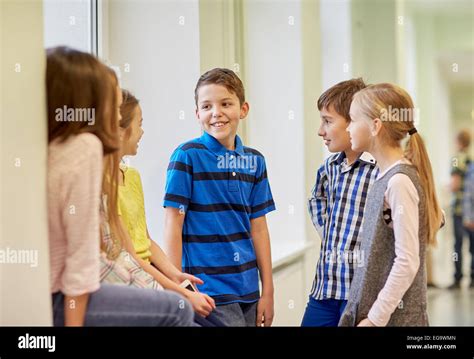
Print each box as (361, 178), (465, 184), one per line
(48, 133), (103, 296)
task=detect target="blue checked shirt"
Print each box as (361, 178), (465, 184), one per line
(308, 152), (378, 300)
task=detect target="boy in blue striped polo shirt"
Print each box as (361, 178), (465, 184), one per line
(301, 78), (379, 326)
(163, 68), (276, 326)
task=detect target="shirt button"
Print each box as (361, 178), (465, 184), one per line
(232, 172), (236, 176)
(230, 155), (234, 159)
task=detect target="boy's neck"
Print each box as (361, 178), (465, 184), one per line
(222, 140), (235, 151)
(344, 149), (360, 166)
(207, 132), (236, 151)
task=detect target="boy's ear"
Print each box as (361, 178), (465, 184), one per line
(371, 118), (383, 136)
(240, 102), (249, 119)
(195, 107), (200, 119)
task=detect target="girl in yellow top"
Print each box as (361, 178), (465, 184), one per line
(118, 166), (152, 261)
(117, 89), (218, 320)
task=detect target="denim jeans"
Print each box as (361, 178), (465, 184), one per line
(453, 215), (474, 282)
(52, 283), (194, 326)
(194, 312), (227, 327)
(301, 297), (348, 327)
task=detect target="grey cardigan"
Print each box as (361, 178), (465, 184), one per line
(339, 163), (429, 326)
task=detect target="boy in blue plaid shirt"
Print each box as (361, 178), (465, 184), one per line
(301, 78), (378, 326)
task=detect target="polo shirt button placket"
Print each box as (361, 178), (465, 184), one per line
(228, 153), (238, 192)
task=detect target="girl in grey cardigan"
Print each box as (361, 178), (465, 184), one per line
(339, 83), (444, 326)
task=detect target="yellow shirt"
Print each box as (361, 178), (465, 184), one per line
(118, 166), (152, 262)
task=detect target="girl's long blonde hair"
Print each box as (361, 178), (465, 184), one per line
(353, 83), (443, 246)
(102, 151), (127, 259)
(100, 69), (127, 260)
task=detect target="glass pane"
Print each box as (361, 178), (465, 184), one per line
(43, 0), (93, 53)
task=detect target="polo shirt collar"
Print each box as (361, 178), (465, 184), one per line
(200, 131), (245, 156)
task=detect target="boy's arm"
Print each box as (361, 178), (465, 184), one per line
(148, 228), (179, 279)
(162, 147), (193, 270)
(148, 228), (203, 287)
(251, 215), (274, 327)
(163, 207), (185, 270)
(308, 164), (328, 240)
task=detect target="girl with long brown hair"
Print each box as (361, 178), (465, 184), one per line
(47, 46), (193, 326)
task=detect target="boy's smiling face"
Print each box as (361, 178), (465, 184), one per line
(196, 84), (249, 150)
(317, 104), (352, 153)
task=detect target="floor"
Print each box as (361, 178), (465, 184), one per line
(428, 284), (474, 326)
(428, 215), (474, 326)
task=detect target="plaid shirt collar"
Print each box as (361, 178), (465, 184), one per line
(329, 151), (376, 167)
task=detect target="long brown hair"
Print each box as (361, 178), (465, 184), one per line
(46, 46), (119, 154)
(46, 46), (125, 258)
(120, 89), (140, 131)
(353, 83), (443, 246)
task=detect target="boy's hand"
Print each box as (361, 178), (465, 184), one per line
(163, 207), (185, 270)
(256, 293), (274, 327)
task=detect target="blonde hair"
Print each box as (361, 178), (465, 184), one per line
(99, 69), (127, 260)
(353, 83), (442, 246)
(101, 152), (126, 259)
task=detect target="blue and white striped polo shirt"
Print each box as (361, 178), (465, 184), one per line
(163, 132), (275, 305)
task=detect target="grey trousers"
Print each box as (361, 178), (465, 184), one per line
(210, 301), (258, 327)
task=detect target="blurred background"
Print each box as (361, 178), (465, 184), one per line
(1, 0), (473, 325)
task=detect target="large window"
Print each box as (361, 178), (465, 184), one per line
(43, 0), (97, 54)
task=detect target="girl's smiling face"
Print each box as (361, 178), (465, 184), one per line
(120, 105), (144, 156)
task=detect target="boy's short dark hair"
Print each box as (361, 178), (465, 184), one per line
(317, 78), (367, 122)
(194, 68), (245, 106)
(457, 129), (471, 149)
